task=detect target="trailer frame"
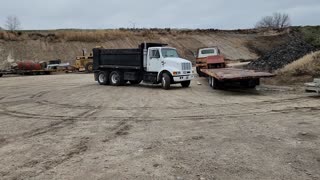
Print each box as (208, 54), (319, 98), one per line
(201, 68), (275, 89)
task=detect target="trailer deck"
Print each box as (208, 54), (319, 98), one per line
(201, 68), (274, 81)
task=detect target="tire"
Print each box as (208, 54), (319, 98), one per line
(0, 73), (3, 77)
(85, 62), (93, 73)
(98, 71), (109, 85)
(109, 71), (124, 86)
(196, 67), (204, 77)
(161, 73), (171, 90)
(212, 77), (220, 89)
(181, 80), (191, 88)
(129, 80), (142, 85)
(242, 79), (257, 89)
(208, 77), (212, 87)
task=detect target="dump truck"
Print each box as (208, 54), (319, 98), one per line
(196, 47), (274, 89)
(74, 49), (93, 73)
(305, 78), (320, 94)
(93, 42), (194, 90)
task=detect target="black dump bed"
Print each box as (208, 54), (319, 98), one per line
(93, 48), (142, 70)
(93, 43), (168, 71)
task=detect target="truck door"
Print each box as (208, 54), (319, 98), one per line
(147, 48), (162, 72)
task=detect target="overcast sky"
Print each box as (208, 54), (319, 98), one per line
(0, 0), (319, 30)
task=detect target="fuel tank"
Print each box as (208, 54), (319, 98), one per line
(17, 61), (42, 71)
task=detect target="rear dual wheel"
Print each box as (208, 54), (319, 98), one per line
(109, 71), (124, 86)
(98, 71), (109, 85)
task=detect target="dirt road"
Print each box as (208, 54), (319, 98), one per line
(0, 74), (319, 180)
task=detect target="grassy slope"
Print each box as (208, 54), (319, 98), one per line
(298, 26), (320, 48)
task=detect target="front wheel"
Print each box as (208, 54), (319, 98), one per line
(85, 62), (93, 73)
(161, 73), (171, 90)
(181, 80), (191, 88)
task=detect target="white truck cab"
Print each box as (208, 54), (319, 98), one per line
(145, 46), (194, 88)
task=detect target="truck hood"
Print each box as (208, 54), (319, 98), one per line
(164, 57), (191, 64)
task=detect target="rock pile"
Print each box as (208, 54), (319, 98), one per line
(247, 35), (316, 72)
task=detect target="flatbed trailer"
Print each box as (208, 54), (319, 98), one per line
(201, 68), (275, 89)
(0, 69), (53, 77)
(15, 69), (53, 75)
(0, 70), (15, 77)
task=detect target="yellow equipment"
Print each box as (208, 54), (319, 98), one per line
(74, 49), (93, 73)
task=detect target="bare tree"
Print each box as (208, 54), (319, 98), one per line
(5, 16), (21, 31)
(255, 13), (291, 29)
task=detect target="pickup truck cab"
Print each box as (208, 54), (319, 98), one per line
(196, 47), (224, 76)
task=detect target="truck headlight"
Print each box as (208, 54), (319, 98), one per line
(173, 71), (181, 75)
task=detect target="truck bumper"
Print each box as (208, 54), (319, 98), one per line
(173, 74), (194, 82)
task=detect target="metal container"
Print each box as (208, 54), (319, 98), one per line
(17, 61), (42, 71)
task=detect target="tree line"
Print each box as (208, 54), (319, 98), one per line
(1, 13), (290, 31)
(1, 16), (21, 31)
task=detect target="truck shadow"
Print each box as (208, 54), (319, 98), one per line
(212, 87), (262, 96)
(126, 83), (187, 90)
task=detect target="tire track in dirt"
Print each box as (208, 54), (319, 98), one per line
(0, 106), (100, 148)
(2, 136), (90, 180)
(1, 100), (319, 125)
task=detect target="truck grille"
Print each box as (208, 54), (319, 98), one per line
(182, 62), (191, 71)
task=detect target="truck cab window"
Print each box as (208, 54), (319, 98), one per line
(151, 50), (160, 58)
(161, 48), (179, 58)
(201, 49), (215, 55)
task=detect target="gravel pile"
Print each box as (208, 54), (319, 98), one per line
(247, 36), (316, 72)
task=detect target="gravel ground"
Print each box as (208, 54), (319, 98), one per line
(0, 74), (319, 180)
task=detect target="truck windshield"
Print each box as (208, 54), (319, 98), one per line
(161, 49), (179, 58)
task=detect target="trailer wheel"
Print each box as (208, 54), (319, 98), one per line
(242, 79), (257, 89)
(247, 79), (257, 89)
(0, 73), (3, 77)
(212, 77), (220, 89)
(109, 71), (124, 86)
(196, 67), (206, 77)
(85, 62), (93, 73)
(208, 77), (212, 87)
(181, 80), (191, 88)
(161, 73), (171, 90)
(98, 71), (109, 85)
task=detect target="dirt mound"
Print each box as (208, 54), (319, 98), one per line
(266, 51), (320, 85)
(0, 29), (291, 67)
(247, 34), (316, 72)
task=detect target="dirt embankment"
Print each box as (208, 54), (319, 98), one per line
(0, 29), (290, 68)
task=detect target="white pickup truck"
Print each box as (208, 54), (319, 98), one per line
(305, 78), (320, 94)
